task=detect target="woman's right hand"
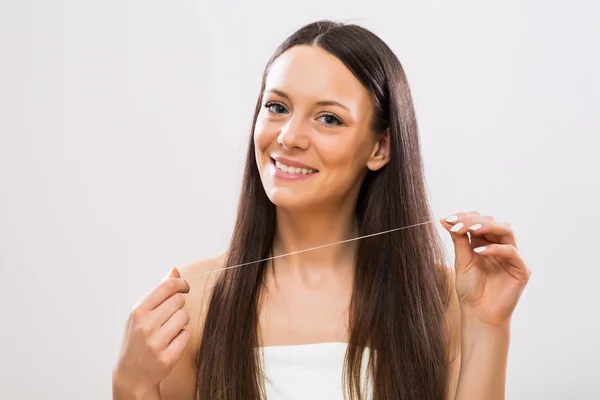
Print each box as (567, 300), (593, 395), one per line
(112, 267), (191, 399)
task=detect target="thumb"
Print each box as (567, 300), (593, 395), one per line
(162, 266), (181, 281)
(439, 218), (474, 270)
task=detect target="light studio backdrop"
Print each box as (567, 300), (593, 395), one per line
(0, 1), (598, 399)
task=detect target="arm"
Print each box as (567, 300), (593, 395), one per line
(112, 347), (196, 400)
(112, 268), (191, 400)
(444, 267), (511, 400)
(454, 317), (510, 400)
(112, 338), (197, 400)
(159, 255), (225, 400)
(112, 256), (223, 400)
(112, 374), (162, 400)
(158, 347), (198, 400)
(441, 212), (531, 400)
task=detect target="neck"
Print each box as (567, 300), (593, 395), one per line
(271, 199), (359, 281)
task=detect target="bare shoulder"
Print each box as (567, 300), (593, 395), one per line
(178, 253), (227, 348)
(158, 253), (226, 400)
(178, 253), (227, 293)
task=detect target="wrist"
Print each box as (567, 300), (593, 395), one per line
(460, 306), (512, 331)
(112, 367), (161, 400)
(461, 314), (511, 344)
(459, 314), (511, 364)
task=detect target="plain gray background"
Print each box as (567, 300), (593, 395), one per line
(1, 0), (598, 399)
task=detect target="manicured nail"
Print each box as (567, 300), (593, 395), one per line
(469, 224), (482, 231)
(450, 222), (464, 232)
(446, 215), (459, 223)
(474, 246), (487, 253)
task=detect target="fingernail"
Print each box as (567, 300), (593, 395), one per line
(474, 246), (487, 253)
(446, 215), (459, 223)
(450, 222), (464, 232)
(469, 224), (482, 231)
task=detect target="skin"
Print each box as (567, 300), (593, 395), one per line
(112, 45), (531, 400)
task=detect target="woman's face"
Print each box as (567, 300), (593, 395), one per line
(254, 45), (389, 211)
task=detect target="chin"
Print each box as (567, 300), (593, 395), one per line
(264, 187), (314, 210)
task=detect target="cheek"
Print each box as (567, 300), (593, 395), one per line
(318, 137), (372, 171)
(253, 115), (276, 153)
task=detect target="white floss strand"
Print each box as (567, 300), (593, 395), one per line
(191, 218), (439, 277)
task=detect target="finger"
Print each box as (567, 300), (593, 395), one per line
(441, 213), (491, 232)
(134, 267), (183, 311)
(469, 220), (515, 246)
(163, 329), (191, 365)
(445, 216), (516, 247)
(146, 292), (186, 330)
(443, 211), (481, 225)
(154, 309), (190, 349)
(473, 244), (531, 282)
(439, 217), (473, 269)
(163, 266), (181, 281)
(470, 235), (495, 250)
(141, 275), (190, 312)
(440, 212), (483, 239)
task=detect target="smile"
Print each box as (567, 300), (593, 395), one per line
(273, 160), (317, 175)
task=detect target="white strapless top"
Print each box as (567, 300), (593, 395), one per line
(259, 342), (372, 400)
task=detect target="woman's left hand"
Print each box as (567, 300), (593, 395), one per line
(441, 212), (531, 327)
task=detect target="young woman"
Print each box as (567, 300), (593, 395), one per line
(112, 20), (531, 400)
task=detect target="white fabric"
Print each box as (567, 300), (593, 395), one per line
(259, 342), (372, 400)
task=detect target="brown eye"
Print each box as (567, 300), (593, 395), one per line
(264, 102), (288, 114)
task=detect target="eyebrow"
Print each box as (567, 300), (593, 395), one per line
(265, 88), (351, 112)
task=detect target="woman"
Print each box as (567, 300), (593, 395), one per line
(112, 20), (531, 400)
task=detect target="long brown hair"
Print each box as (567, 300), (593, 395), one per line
(196, 20), (450, 400)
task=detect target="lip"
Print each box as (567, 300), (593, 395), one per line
(270, 157), (319, 181)
(271, 156), (317, 171)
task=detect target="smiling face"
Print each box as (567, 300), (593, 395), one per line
(254, 45), (390, 211)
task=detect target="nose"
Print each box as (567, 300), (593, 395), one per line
(276, 117), (309, 150)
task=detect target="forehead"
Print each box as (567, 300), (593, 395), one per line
(265, 45), (371, 113)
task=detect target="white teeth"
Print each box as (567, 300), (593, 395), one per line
(275, 160), (316, 175)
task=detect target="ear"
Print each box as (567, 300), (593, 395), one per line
(366, 128), (391, 171)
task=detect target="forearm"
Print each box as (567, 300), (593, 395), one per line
(454, 315), (511, 400)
